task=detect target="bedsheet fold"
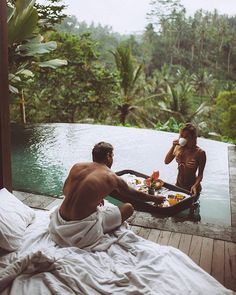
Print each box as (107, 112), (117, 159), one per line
(0, 212), (235, 295)
(0, 225), (235, 295)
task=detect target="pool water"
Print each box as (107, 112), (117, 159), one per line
(11, 123), (231, 226)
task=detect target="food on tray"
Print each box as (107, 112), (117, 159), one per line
(122, 174), (146, 189)
(168, 197), (178, 206)
(167, 193), (186, 206)
(155, 192), (187, 207)
(154, 180), (164, 189)
(157, 201), (170, 208)
(168, 194), (175, 199)
(122, 173), (189, 208)
(176, 193), (185, 200)
(135, 179), (142, 185)
(138, 186), (148, 193)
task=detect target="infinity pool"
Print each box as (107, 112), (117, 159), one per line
(11, 123), (231, 226)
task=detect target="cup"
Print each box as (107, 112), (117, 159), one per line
(179, 137), (187, 146)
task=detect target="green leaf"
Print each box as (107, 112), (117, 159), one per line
(8, 0), (38, 45)
(15, 0), (35, 11)
(7, 6), (15, 22)
(16, 69), (34, 77)
(16, 41), (57, 56)
(37, 59), (68, 69)
(9, 84), (19, 94)
(8, 73), (21, 83)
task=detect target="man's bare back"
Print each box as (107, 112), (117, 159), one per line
(60, 162), (118, 221)
(59, 141), (165, 225)
(49, 142), (165, 249)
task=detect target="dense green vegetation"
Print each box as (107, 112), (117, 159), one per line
(9, 0), (236, 143)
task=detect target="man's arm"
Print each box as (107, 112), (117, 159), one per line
(114, 176), (165, 204)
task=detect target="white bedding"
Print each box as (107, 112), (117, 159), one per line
(0, 207), (234, 295)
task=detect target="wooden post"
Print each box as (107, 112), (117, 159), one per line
(0, 0), (12, 191)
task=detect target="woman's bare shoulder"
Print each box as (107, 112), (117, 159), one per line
(196, 146), (206, 154)
(196, 147), (206, 160)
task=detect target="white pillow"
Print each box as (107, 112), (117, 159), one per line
(0, 188), (35, 251)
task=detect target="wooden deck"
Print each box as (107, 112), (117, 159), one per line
(130, 225), (236, 292)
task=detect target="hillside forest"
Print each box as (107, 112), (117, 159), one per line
(8, 0), (236, 143)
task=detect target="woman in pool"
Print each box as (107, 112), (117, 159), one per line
(164, 123), (206, 198)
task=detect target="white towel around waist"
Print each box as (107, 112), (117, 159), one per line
(48, 207), (104, 250)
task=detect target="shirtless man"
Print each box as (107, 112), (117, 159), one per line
(59, 142), (165, 231)
(164, 123), (206, 197)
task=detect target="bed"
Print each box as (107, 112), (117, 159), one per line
(0, 188), (234, 295)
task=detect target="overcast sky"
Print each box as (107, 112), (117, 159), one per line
(40, 0), (236, 34)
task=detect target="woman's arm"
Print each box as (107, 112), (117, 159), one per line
(164, 139), (179, 164)
(191, 150), (207, 196)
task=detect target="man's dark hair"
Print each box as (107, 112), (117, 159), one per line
(92, 142), (113, 162)
(181, 123), (197, 138)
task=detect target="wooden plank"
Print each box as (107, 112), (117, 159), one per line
(199, 237), (214, 274)
(157, 230), (171, 245)
(224, 241), (236, 291)
(178, 234), (192, 255)
(138, 227), (151, 239)
(189, 235), (203, 265)
(147, 228), (161, 243)
(13, 191), (29, 202)
(45, 198), (63, 210)
(211, 240), (225, 285)
(168, 232), (181, 248)
(130, 225), (142, 235)
(0, 0), (12, 191)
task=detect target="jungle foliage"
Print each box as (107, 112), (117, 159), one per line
(9, 0), (236, 142)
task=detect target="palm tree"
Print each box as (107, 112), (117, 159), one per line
(191, 70), (215, 101)
(158, 81), (192, 122)
(154, 67), (210, 125)
(111, 45), (143, 125)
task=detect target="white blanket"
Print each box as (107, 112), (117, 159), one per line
(0, 208), (234, 295)
(48, 207), (119, 251)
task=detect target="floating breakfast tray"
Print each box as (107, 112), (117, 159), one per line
(111, 169), (197, 215)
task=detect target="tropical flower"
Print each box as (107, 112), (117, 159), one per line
(145, 171), (160, 188)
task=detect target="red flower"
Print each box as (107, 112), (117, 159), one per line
(145, 171), (161, 188)
(145, 178), (151, 186)
(151, 171), (159, 181)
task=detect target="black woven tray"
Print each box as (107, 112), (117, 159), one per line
(110, 169), (197, 215)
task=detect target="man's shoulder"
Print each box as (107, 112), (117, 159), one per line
(70, 162), (92, 173)
(72, 162), (92, 168)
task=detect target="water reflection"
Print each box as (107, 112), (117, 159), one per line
(173, 202), (201, 223)
(11, 123), (231, 226)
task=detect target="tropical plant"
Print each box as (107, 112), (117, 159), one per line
(111, 45), (147, 125)
(19, 32), (119, 123)
(8, 0), (67, 95)
(155, 117), (183, 133)
(215, 91), (236, 138)
(35, 0), (66, 32)
(191, 70), (215, 101)
(150, 65), (212, 132)
(7, 0), (67, 123)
